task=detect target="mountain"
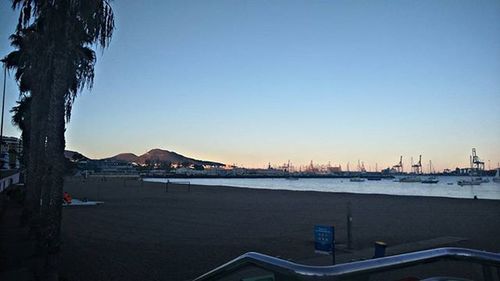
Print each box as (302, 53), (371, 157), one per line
(64, 150), (89, 161)
(110, 153), (139, 163)
(108, 149), (224, 167)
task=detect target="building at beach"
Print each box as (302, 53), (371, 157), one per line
(78, 159), (138, 176)
(0, 136), (22, 170)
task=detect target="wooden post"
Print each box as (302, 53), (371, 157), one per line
(347, 202), (352, 249)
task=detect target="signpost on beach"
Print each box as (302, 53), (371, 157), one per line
(314, 225), (335, 264)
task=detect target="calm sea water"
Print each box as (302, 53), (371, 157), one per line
(144, 176), (500, 200)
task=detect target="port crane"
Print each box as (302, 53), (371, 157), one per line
(411, 155), (422, 174)
(392, 156), (403, 173)
(357, 160), (366, 173)
(470, 148), (485, 171)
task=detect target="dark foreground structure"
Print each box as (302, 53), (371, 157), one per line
(53, 178), (500, 280)
(195, 247), (500, 280)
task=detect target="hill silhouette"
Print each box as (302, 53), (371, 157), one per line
(108, 149), (224, 166)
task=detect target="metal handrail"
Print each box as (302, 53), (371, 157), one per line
(194, 247), (500, 280)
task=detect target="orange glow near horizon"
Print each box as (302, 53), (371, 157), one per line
(70, 145), (500, 173)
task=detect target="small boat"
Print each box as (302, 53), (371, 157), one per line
(399, 176), (422, 183)
(421, 177), (439, 184)
(422, 161), (439, 184)
(473, 177), (489, 183)
(350, 177), (365, 182)
(457, 179), (482, 186)
(493, 169), (500, 183)
(285, 161), (299, 180)
(350, 161), (366, 182)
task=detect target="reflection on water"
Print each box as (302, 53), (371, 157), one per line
(145, 176), (500, 200)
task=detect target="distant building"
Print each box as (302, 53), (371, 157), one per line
(174, 167), (206, 176)
(327, 166), (342, 173)
(0, 136), (22, 170)
(78, 159), (138, 176)
(381, 167), (399, 174)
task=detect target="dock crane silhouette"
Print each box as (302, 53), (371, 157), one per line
(412, 155), (422, 174)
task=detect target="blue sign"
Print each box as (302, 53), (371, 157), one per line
(314, 225), (335, 254)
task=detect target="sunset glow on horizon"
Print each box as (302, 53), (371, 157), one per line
(1, 0), (499, 171)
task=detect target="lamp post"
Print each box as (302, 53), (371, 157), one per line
(0, 63), (6, 170)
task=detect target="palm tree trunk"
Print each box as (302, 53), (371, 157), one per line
(24, 89), (49, 229)
(35, 5), (72, 278)
(26, 90), (54, 281)
(44, 94), (65, 281)
(39, 50), (68, 281)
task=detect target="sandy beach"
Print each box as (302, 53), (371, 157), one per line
(60, 177), (500, 281)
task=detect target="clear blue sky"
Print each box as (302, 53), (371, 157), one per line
(1, 0), (500, 170)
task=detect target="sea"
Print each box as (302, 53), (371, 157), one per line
(144, 176), (500, 200)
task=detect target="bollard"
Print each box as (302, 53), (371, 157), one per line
(347, 202), (352, 249)
(373, 241), (387, 258)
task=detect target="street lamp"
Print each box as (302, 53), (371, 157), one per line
(1, 62), (6, 170)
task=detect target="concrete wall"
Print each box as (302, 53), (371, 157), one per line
(0, 172), (20, 193)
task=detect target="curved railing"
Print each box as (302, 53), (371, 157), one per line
(194, 247), (500, 280)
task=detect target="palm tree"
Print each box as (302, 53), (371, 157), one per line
(2, 27), (50, 227)
(6, 1), (114, 279)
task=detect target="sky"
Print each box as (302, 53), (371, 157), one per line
(1, 0), (500, 171)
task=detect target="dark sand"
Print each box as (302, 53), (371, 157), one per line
(60, 178), (500, 281)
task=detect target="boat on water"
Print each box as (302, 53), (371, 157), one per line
(421, 160), (439, 184)
(350, 161), (367, 182)
(421, 177), (439, 184)
(493, 169), (500, 183)
(398, 176), (422, 183)
(284, 160), (299, 180)
(458, 148), (490, 185)
(399, 156), (423, 183)
(473, 177), (489, 183)
(457, 178), (482, 186)
(349, 177), (365, 182)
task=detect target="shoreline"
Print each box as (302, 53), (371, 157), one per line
(174, 181), (497, 201)
(144, 177), (500, 201)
